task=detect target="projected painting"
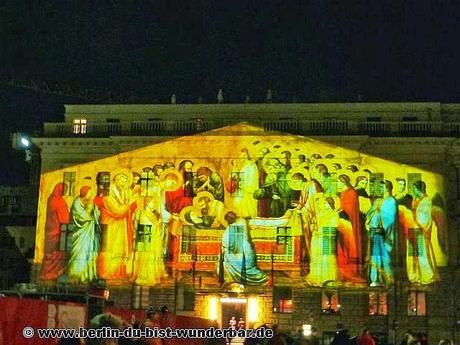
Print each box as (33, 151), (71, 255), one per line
(35, 125), (448, 287)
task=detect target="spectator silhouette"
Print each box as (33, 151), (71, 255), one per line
(331, 323), (350, 345)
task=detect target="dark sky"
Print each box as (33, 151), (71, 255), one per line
(1, 1), (460, 184)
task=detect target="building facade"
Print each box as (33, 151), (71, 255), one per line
(32, 103), (460, 344)
(0, 186), (37, 289)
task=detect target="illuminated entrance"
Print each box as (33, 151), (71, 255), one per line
(221, 297), (247, 329)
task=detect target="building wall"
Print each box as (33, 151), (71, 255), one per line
(31, 103), (460, 345)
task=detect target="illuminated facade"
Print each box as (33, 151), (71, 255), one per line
(32, 103), (460, 344)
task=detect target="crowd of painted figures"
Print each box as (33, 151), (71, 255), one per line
(41, 146), (448, 287)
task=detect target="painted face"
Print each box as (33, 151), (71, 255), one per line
(290, 178), (304, 191)
(412, 185), (422, 198)
(184, 161), (193, 172)
(257, 148), (268, 159)
(357, 178), (368, 189)
(83, 188), (95, 203)
(115, 175), (127, 189)
(198, 174), (208, 183)
(146, 199), (155, 211)
(337, 179), (345, 192)
(397, 180), (406, 194)
(198, 197), (211, 210)
(311, 168), (320, 181)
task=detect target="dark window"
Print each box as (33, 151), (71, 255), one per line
(367, 117), (382, 122)
(408, 291), (426, 316)
(132, 286), (150, 309)
(148, 118), (162, 121)
(19, 236), (25, 249)
(177, 288), (195, 311)
(97, 172), (111, 196)
(193, 118), (203, 131)
(136, 224), (152, 251)
(407, 228), (424, 257)
(369, 173), (384, 198)
(190, 172), (201, 197)
(276, 226), (292, 245)
(106, 118), (120, 123)
(230, 172), (245, 197)
(0, 196), (8, 213)
(59, 224), (71, 252)
(369, 292), (388, 316)
(273, 287), (293, 313)
(140, 171), (155, 197)
(63, 172), (76, 196)
(457, 168), (460, 200)
(10, 196), (20, 213)
(403, 116), (418, 121)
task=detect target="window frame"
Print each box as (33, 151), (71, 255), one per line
(273, 287), (293, 314)
(369, 291), (388, 316)
(73, 118), (87, 134)
(407, 290), (427, 316)
(321, 289), (340, 314)
(63, 171), (76, 197)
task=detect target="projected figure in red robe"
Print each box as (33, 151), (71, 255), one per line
(336, 174), (365, 284)
(42, 183), (70, 280)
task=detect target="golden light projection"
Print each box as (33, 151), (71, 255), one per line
(247, 297), (259, 323)
(34, 124), (448, 288)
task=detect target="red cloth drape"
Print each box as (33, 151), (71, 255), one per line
(340, 187), (362, 263)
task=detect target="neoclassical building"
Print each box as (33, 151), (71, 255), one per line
(32, 102), (460, 344)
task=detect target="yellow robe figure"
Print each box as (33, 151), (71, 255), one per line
(306, 196), (339, 286)
(401, 196), (439, 285)
(98, 174), (131, 280)
(233, 157), (259, 218)
(132, 197), (165, 286)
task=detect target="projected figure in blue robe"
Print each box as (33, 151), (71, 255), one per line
(365, 180), (397, 287)
(220, 212), (268, 286)
(67, 186), (101, 283)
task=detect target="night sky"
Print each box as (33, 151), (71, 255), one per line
(1, 1), (460, 184)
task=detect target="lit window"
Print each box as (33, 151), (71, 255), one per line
(273, 287), (293, 313)
(369, 291), (387, 316)
(73, 118), (87, 134)
(408, 291), (426, 316)
(321, 290), (340, 314)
